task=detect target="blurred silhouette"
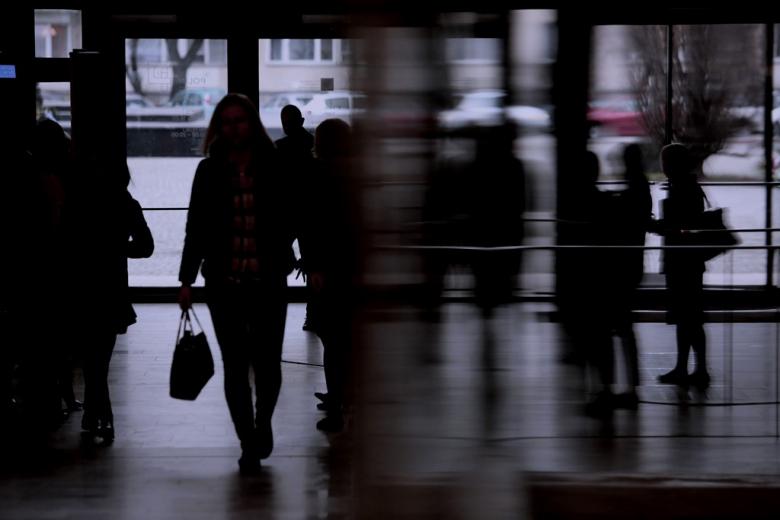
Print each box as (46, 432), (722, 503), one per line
(31, 119), (83, 417)
(464, 125), (526, 318)
(422, 125), (525, 317)
(2, 121), (64, 433)
(652, 143), (709, 389)
(274, 105), (317, 333)
(567, 152), (615, 418)
(601, 144), (652, 410)
(65, 154), (153, 445)
(303, 118), (359, 433)
(178, 93), (296, 473)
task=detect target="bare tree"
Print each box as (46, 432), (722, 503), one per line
(126, 39), (145, 97)
(630, 25), (763, 166)
(165, 39), (204, 99)
(125, 39), (205, 100)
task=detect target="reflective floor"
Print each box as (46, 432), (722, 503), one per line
(3, 303), (780, 518)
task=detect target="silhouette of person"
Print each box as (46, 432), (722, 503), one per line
(652, 143), (709, 389)
(303, 118), (358, 433)
(31, 119), (82, 417)
(274, 104), (317, 332)
(65, 154), (153, 444)
(569, 152), (614, 417)
(178, 94), (297, 472)
(3, 122), (63, 433)
(462, 124), (525, 318)
(275, 104), (314, 159)
(602, 144), (652, 409)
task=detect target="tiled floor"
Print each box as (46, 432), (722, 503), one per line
(3, 302), (780, 518)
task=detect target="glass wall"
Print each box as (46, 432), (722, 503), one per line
(589, 24), (769, 286)
(125, 38), (227, 286)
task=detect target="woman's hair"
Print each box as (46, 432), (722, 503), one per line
(661, 143), (696, 181)
(202, 93), (274, 156)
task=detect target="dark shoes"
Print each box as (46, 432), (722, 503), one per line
(657, 369), (711, 389)
(584, 391), (614, 419)
(316, 414), (344, 433)
(613, 391), (640, 410)
(81, 417), (115, 446)
(256, 419), (274, 460)
(315, 392), (339, 412)
(302, 317), (314, 332)
(689, 370), (711, 390)
(657, 369), (689, 386)
(65, 399), (84, 413)
(238, 450), (261, 475)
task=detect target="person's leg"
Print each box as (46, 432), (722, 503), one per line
(207, 290), (255, 452)
(81, 328), (116, 433)
(247, 289), (287, 458)
(620, 322), (640, 390)
(316, 294), (352, 432)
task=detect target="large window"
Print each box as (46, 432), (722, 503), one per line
(589, 24), (769, 286)
(125, 39), (228, 287)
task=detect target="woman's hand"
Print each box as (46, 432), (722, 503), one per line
(178, 284), (192, 311)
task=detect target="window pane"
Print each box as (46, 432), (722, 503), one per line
(258, 38), (359, 134)
(125, 38), (228, 287)
(446, 38), (500, 62)
(270, 39), (283, 61)
(321, 38), (334, 61)
(128, 39), (164, 64)
(34, 10), (82, 58)
(676, 24), (767, 285)
(289, 39), (315, 60)
(36, 82), (71, 130)
(207, 39), (227, 65)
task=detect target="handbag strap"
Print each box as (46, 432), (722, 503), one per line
(188, 307), (205, 333)
(176, 310), (189, 343)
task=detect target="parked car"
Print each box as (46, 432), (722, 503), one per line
(302, 91), (367, 128)
(126, 93), (155, 109)
(587, 98), (645, 137)
(438, 90), (551, 131)
(259, 92), (317, 128)
(167, 88), (226, 121)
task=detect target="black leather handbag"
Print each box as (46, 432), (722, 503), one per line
(170, 309), (214, 401)
(689, 204), (739, 262)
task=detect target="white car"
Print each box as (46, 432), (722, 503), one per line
(302, 91), (367, 128)
(439, 90), (550, 131)
(259, 92), (317, 129)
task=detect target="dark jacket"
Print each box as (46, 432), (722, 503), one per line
(275, 128), (314, 159)
(65, 166), (154, 333)
(179, 153), (297, 286)
(300, 157), (359, 285)
(659, 178), (706, 274)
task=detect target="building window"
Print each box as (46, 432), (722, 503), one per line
(266, 39), (342, 64)
(34, 10), (82, 58)
(206, 39), (227, 65)
(446, 38), (501, 63)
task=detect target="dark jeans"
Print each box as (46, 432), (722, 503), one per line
(82, 328), (118, 427)
(312, 287), (352, 410)
(206, 280), (287, 445)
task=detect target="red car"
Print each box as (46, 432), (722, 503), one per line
(588, 99), (645, 137)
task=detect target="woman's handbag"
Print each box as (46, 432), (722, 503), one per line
(170, 308), (214, 401)
(688, 202), (739, 262)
